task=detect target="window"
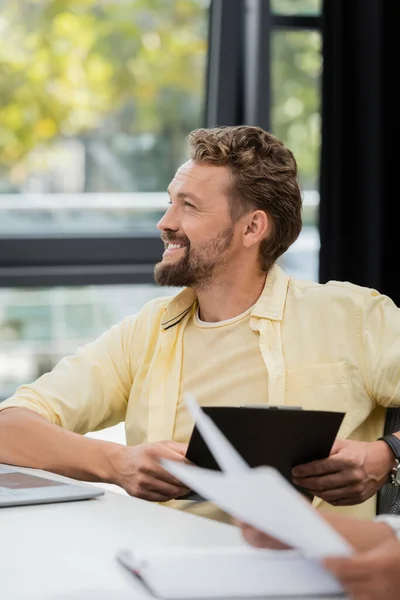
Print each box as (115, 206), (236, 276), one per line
(0, 0), (210, 199)
(0, 284), (179, 400)
(0, 0), (210, 400)
(270, 1), (322, 281)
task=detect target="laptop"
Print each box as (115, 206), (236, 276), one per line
(0, 463), (104, 507)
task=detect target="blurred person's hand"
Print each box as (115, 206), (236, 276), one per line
(324, 537), (400, 600)
(236, 521), (291, 550)
(239, 518), (400, 599)
(291, 439), (394, 506)
(238, 512), (395, 555)
(111, 441), (190, 501)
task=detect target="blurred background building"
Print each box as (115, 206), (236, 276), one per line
(0, 0), (397, 407)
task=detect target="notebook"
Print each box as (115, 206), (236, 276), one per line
(117, 546), (343, 599)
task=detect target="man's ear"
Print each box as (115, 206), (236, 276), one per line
(242, 210), (269, 248)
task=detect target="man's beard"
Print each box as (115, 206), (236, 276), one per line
(154, 226), (234, 287)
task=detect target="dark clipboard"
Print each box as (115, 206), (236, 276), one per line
(185, 406), (345, 498)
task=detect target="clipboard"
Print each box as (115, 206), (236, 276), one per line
(162, 395), (352, 557)
(186, 405), (345, 496)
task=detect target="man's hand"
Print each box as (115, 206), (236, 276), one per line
(324, 537), (400, 600)
(111, 440), (190, 502)
(292, 439), (394, 505)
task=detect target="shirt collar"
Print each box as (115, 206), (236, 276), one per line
(161, 287), (197, 330)
(251, 264), (290, 321)
(160, 264), (290, 330)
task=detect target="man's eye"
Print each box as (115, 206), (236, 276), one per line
(184, 201), (194, 208)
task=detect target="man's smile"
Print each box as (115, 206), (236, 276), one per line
(162, 242), (187, 258)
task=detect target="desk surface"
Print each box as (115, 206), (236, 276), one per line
(0, 467), (343, 600)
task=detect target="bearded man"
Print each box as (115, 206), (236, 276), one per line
(1, 125), (400, 523)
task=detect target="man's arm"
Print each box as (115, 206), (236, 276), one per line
(0, 407), (189, 501)
(292, 291), (400, 505)
(0, 316), (137, 434)
(0, 407), (118, 482)
(0, 312), (189, 501)
(0, 317), (133, 481)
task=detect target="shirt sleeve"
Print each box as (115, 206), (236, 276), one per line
(362, 291), (400, 407)
(0, 314), (137, 434)
(375, 515), (400, 540)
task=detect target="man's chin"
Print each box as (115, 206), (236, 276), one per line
(154, 262), (188, 287)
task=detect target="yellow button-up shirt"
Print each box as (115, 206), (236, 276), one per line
(2, 265), (400, 519)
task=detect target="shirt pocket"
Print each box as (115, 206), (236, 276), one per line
(285, 362), (350, 422)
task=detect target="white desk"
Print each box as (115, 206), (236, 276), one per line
(0, 468), (343, 600)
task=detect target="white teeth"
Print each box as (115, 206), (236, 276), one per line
(167, 243), (184, 249)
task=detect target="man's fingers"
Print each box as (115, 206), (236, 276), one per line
(292, 458), (338, 478)
(130, 472), (181, 502)
(292, 451), (352, 478)
(147, 478), (189, 498)
(143, 458), (188, 488)
(152, 443), (191, 464)
(147, 467), (188, 489)
(135, 488), (182, 502)
(292, 471), (359, 493)
(161, 441), (189, 456)
(294, 479), (357, 504)
(136, 472), (188, 500)
(329, 438), (347, 455)
(144, 443), (192, 487)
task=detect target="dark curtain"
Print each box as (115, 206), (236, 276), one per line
(319, 0), (399, 303)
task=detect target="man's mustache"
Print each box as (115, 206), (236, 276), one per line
(161, 234), (190, 245)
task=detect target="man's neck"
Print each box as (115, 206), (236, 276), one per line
(194, 270), (268, 323)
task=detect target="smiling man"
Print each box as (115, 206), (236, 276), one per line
(1, 125), (400, 522)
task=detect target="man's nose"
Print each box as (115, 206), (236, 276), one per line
(157, 205), (180, 232)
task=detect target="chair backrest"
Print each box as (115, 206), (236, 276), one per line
(377, 408), (400, 515)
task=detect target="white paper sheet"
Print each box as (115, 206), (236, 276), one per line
(184, 394), (249, 473)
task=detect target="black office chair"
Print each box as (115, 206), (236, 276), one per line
(377, 408), (400, 515)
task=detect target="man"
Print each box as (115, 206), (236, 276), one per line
(239, 514), (400, 600)
(0, 125), (400, 521)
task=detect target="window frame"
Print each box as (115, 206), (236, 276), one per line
(0, 234), (163, 287)
(0, 0), (321, 289)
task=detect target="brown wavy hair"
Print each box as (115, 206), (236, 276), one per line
(187, 125), (302, 271)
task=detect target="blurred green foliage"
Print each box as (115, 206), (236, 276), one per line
(271, 0), (321, 16)
(0, 0), (321, 191)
